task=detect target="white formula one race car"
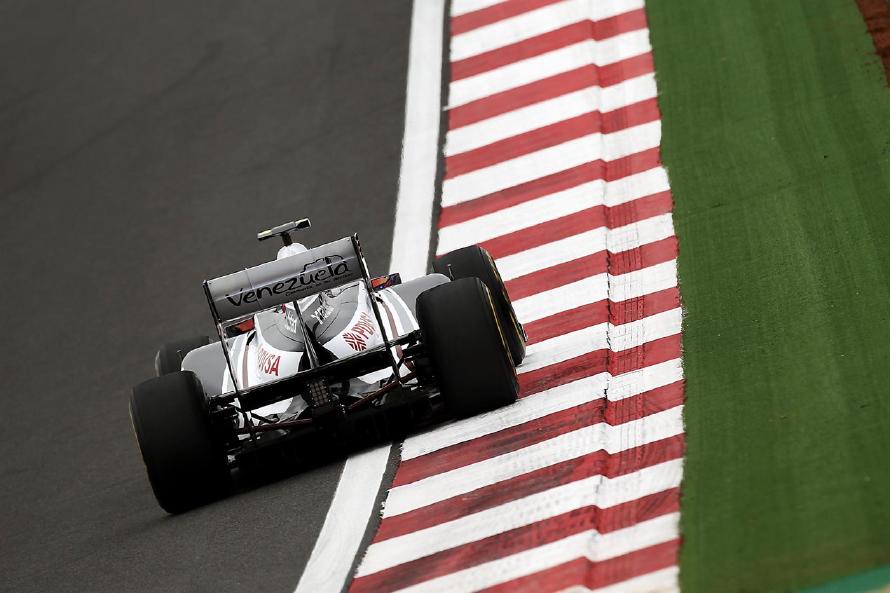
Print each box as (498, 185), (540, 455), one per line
(130, 219), (527, 513)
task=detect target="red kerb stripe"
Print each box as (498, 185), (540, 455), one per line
(451, 0), (563, 36)
(449, 53), (654, 129)
(504, 237), (676, 300)
(445, 98), (660, 178)
(609, 235), (678, 275)
(452, 9), (648, 81)
(525, 287), (680, 344)
(394, 380), (685, 487)
(479, 187), (672, 261)
(439, 147), (662, 227)
(374, 433), (684, 542)
(480, 539), (680, 593)
(351, 490), (679, 593)
(506, 252), (607, 300)
(525, 302), (609, 344)
(519, 333), (681, 397)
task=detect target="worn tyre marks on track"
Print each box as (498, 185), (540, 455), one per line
(351, 1), (684, 590)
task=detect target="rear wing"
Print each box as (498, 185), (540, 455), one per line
(202, 234), (401, 401)
(204, 237), (362, 325)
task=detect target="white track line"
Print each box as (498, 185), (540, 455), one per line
(384, 406), (683, 517)
(386, 515), (680, 593)
(445, 74), (657, 156)
(443, 120), (662, 207)
(388, 1), (446, 282)
(293, 2), (445, 592)
(449, 31), (651, 108)
(357, 462), (682, 575)
(293, 446), (391, 593)
(451, 0), (645, 61)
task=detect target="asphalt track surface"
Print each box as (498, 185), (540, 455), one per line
(0, 2), (412, 591)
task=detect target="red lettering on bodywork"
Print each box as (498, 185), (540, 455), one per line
(343, 312), (377, 351)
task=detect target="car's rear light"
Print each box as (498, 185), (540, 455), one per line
(371, 273), (402, 290)
(225, 318), (255, 337)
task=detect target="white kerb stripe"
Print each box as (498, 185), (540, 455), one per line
(384, 406), (683, 517)
(521, 323), (608, 373)
(437, 160), (670, 253)
(438, 181), (602, 254)
(606, 166), (670, 207)
(608, 308), (682, 352)
(402, 374), (608, 460)
(443, 121), (662, 207)
(438, 164), (669, 259)
(496, 228), (606, 281)
(512, 260), (678, 324)
(359, 489), (681, 577)
(607, 212), (675, 252)
(383, 514), (680, 593)
(402, 358), (683, 461)
(493, 209), (674, 282)
(449, 31), (652, 109)
(451, 0), (646, 62)
(609, 259), (678, 302)
(445, 74), (658, 156)
(580, 566), (680, 593)
(607, 357), (683, 400)
(514, 274), (608, 323)
(519, 308), (681, 375)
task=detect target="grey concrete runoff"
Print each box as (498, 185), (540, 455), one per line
(0, 1), (412, 591)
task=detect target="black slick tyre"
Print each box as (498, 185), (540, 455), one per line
(129, 371), (229, 513)
(417, 277), (518, 417)
(433, 245), (526, 365)
(155, 336), (211, 376)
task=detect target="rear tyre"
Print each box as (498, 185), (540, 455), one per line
(434, 245), (526, 365)
(130, 371), (229, 513)
(417, 277), (518, 417)
(155, 336), (211, 376)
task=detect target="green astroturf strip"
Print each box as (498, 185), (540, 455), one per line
(645, 0), (890, 592)
(799, 564), (890, 593)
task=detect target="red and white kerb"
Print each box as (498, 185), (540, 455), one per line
(351, 0), (684, 590)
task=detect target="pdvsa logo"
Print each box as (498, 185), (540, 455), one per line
(258, 347), (281, 376)
(343, 312), (376, 351)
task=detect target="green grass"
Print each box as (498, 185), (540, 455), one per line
(645, 0), (890, 591)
